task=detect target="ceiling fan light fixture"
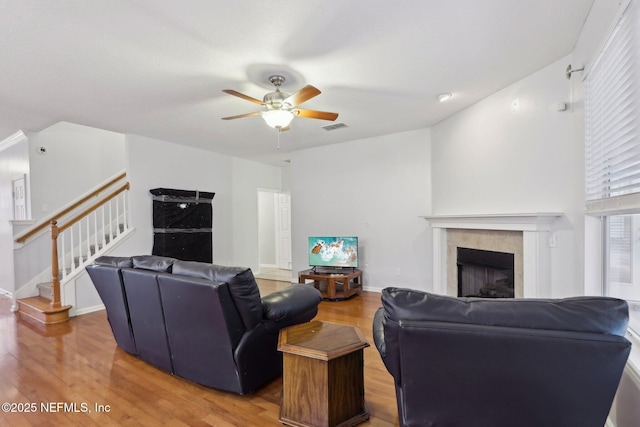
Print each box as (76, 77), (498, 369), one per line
(262, 109), (294, 129)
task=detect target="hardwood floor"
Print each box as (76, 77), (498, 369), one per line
(0, 280), (399, 426)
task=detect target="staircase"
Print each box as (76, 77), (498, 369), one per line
(14, 172), (131, 324)
(16, 296), (72, 325)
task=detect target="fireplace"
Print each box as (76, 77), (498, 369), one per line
(423, 213), (562, 298)
(457, 247), (514, 298)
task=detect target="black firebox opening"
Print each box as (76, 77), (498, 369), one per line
(457, 247), (514, 298)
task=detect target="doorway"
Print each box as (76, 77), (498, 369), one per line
(257, 190), (292, 281)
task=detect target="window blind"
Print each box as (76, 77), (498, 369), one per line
(585, 0), (640, 214)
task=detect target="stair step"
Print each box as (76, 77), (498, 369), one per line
(16, 296), (71, 324)
(37, 282), (53, 300)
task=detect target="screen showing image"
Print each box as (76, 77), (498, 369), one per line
(308, 236), (358, 268)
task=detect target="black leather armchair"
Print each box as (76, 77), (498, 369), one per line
(86, 255), (322, 394)
(373, 287), (632, 427)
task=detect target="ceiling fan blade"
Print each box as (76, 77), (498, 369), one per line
(284, 85), (321, 107)
(222, 89), (264, 105)
(294, 109), (339, 121)
(221, 111), (262, 120)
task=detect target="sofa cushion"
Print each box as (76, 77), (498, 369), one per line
(382, 287), (629, 336)
(132, 255), (177, 272)
(172, 261), (262, 330)
(94, 256), (133, 268)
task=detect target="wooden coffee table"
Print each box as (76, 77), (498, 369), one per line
(278, 321), (370, 427)
(298, 269), (363, 300)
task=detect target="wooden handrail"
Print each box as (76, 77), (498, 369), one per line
(57, 182), (130, 234)
(15, 171), (126, 244)
(48, 181), (130, 310)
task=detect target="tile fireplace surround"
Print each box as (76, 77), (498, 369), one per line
(423, 214), (562, 298)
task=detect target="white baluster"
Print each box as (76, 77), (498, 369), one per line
(123, 190), (128, 230)
(115, 195), (121, 237)
(78, 219), (83, 268)
(108, 199), (113, 243)
(101, 205), (107, 247)
(94, 210), (99, 256)
(61, 230), (67, 279)
(70, 226), (75, 271)
(86, 215), (91, 260)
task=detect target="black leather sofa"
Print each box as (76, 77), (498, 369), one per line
(373, 287), (632, 427)
(86, 255), (322, 394)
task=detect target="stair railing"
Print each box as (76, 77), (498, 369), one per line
(15, 171), (127, 245)
(47, 182), (130, 309)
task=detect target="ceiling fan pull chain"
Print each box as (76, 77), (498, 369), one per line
(277, 128), (281, 150)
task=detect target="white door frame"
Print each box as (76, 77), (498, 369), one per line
(257, 189), (292, 271)
(276, 192), (292, 270)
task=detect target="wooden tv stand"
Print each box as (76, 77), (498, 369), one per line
(298, 269), (363, 300)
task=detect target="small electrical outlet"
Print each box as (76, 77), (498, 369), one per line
(549, 233), (557, 248)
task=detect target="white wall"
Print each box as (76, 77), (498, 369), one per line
(431, 56), (582, 297)
(5, 123), (126, 300)
(28, 122), (125, 219)
(231, 158), (281, 270)
(0, 132), (29, 294)
(258, 191), (277, 266)
(290, 128), (432, 292)
(107, 134), (282, 275)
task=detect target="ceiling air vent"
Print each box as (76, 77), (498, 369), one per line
(322, 122), (348, 131)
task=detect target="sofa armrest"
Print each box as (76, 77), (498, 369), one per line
(261, 285), (322, 334)
(373, 306), (401, 380)
(373, 307), (386, 358)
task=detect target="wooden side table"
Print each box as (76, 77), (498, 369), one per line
(298, 269), (363, 300)
(278, 321), (370, 427)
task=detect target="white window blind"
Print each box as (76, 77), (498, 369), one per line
(585, 0), (640, 214)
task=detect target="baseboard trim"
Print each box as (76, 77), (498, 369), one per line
(75, 304), (105, 316)
(259, 263), (278, 269)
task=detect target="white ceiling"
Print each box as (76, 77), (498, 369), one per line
(0, 0), (593, 165)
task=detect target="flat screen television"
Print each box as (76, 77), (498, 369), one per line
(308, 236), (358, 269)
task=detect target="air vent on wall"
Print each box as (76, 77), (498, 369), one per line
(322, 122), (348, 131)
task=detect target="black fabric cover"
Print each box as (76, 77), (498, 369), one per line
(373, 287), (632, 427)
(152, 232), (212, 263)
(150, 188), (214, 263)
(150, 188), (214, 229)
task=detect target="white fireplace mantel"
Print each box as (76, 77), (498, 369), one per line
(422, 213), (563, 298)
(422, 213), (562, 231)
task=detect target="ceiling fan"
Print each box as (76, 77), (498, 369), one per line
(221, 75), (339, 130)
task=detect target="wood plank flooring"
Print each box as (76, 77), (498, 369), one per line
(0, 280), (399, 426)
